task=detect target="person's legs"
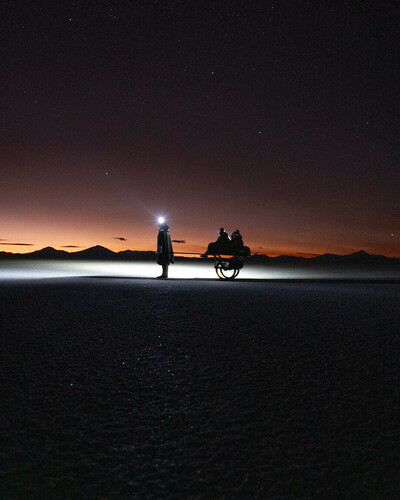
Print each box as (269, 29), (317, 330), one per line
(157, 261), (168, 278)
(162, 262), (168, 278)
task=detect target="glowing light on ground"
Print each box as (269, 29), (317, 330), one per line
(1, 260), (400, 281)
(0, 260), (285, 281)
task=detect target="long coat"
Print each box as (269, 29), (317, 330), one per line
(157, 225), (174, 265)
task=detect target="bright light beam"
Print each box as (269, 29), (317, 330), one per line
(1, 260), (399, 282)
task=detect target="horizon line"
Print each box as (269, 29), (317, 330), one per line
(1, 244), (399, 260)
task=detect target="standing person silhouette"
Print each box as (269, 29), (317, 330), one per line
(157, 218), (174, 278)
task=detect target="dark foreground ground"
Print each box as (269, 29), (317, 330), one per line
(1, 278), (399, 498)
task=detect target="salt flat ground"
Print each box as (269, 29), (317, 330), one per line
(1, 272), (400, 498)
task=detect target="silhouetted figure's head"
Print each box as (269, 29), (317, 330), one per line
(158, 217), (169, 229)
(219, 227), (225, 234)
(231, 230), (243, 244)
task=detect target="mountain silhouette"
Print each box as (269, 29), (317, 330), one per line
(29, 247), (69, 259)
(249, 251), (399, 266)
(73, 245), (117, 259)
(0, 246), (399, 264)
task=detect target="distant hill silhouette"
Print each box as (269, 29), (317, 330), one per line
(0, 246), (399, 265)
(0, 245), (158, 261)
(29, 246), (70, 259)
(250, 250), (400, 266)
(74, 245), (116, 259)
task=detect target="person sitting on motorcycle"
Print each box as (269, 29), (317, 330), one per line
(201, 227), (232, 257)
(231, 229), (250, 256)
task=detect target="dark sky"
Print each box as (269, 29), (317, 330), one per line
(1, 1), (398, 256)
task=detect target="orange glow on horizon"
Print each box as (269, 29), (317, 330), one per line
(2, 211), (399, 258)
(2, 238), (399, 259)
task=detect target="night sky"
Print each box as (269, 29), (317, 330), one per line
(1, 1), (398, 256)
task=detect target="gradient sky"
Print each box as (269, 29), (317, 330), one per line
(1, 1), (398, 257)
